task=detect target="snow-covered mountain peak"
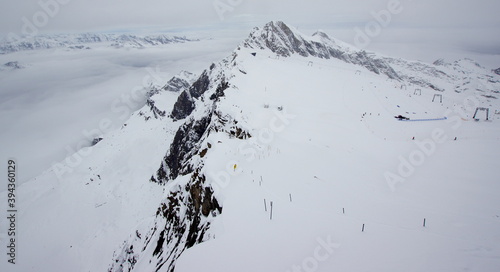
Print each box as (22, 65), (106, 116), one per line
(242, 21), (400, 79)
(243, 20), (339, 58)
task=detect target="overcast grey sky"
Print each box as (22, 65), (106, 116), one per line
(1, 0), (499, 65)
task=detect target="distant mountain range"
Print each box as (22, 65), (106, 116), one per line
(0, 33), (198, 54)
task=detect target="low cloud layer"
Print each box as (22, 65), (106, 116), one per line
(0, 39), (238, 184)
(1, 0), (498, 66)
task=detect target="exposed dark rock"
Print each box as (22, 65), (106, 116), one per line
(169, 91), (195, 121)
(146, 99), (166, 119)
(152, 113), (212, 184)
(110, 170), (221, 272)
(91, 137), (103, 146)
(482, 94), (497, 99)
(209, 79), (229, 101)
(243, 21), (400, 80)
(170, 71), (210, 121)
(3, 61), (23, 69)
(199, 148), (208, 158)
(349, 51), (399, 79)
(433, 59), (447, 66)
(147, 71), (195, 99)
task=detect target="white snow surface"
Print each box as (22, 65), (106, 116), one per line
(174, 47), (500, 272)
(1, 22), (500, 272)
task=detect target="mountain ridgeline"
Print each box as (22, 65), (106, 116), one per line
(106, 21), (499, 271)
(243, 21), (400, 79)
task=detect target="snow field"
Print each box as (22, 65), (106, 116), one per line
(176, 48), (500, 272)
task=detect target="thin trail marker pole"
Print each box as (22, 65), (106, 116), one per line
(270, 201), (273, 220)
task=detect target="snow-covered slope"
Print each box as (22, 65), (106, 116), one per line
(1, 21), (499, 272)
(0, 33), (197, 54)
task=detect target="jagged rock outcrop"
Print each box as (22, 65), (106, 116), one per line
(243, 21), (400, 79)
(152, 114), (212, 183)
(169, 72), (211, 121)
(162, 71), (195, 93)
(145, 99), (167, 119)
(433, 59), (448, 66)
(108, 170), (221, 272)
(112, 21), (411, 272)
(494, 67), (500, 76)
(244, 21), (334, 58)
(110, 54), (249, 272)
(139, 71), (198, 121)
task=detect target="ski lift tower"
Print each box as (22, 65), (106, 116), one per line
(432, 94), (443, 103)
(473, 107), (490, 120)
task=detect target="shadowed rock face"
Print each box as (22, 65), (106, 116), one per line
(170, 71), (210, 121)
(109, 169), (222, 272)
(111, 72), (225, 272)
(494, 68), (500, 76)
(152, 113), (212, 183)
(110, 66), (243, 272)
